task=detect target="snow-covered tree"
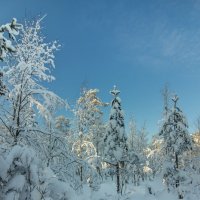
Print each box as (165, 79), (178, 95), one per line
(77, 88), (107, 156)
(127, 120), (149, 184)
(127, 118), (140, 185)
(75, 88), (106, 139)
(55, 115), (71, 135)
(0, 71), (6, 96)
(192, 131), (200, 173)
(127, 118), (137, 151)
(159, 95), (193, 198)
(0, 18), (77, 199)
(147, 135), (164, 178)
(73, 88), (107, 185)
(0, 18), (65, 146)
(104, 86), (128, 194)
(161, 84), (171, 118)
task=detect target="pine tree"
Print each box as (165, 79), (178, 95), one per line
(104, 86), (128, 194)
(159, 95), (193, 198)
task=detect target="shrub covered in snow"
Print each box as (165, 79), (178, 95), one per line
(0, 144), (74, 200)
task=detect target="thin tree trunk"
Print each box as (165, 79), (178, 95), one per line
(116, 162), (120, 194)
(80, 166), (83, 182)
(175, 153), (179, 188)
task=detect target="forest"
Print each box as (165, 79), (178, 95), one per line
(0, 18), (200, 200)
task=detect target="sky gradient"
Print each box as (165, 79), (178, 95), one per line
(1, 0), (200, 136)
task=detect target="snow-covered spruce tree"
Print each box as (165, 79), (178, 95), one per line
(104, 86), (128, 194)
(145, 85), (171, 179)
(161, 84), (170, 118)
(0, 18), (21, 60)
(159, 95), (193, 199)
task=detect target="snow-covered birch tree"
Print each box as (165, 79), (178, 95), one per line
(0, 18), (65, 146)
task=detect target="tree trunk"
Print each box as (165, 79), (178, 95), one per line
(80, 165), (83, 182)
(116, 162), (120, 194)
(175, 153), (179, 188)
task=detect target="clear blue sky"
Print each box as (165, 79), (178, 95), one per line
(1, 0), (200, 136)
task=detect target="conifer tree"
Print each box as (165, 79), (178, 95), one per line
(104, 86), (127, 194)
(159, 95), (193, 198)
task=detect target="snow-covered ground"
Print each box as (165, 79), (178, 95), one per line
(77, 180), (178, 200)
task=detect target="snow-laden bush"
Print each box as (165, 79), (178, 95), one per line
(0, 144), (74, 200)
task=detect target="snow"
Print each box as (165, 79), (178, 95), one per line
(74, 180), (182, 200)
(0, 18), (21, 60)
(113, 148), (123, 161)
(5, 175), (25, 193)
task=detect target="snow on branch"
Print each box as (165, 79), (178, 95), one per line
(0, 18), (22, 60)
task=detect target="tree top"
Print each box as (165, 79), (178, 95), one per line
(172, 94), (179, 107)
(110, 85), (120, 97)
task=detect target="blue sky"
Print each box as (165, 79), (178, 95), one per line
(1, 0), (200, 136)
